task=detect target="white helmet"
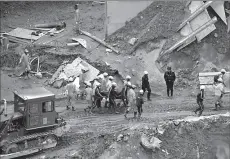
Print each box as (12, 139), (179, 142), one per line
(218, 78), (223, 82)
(96, 83), (101, 86)
(68, 77), (74, 81)
(144, 71), (148, 75)
(103, 72), (108, 77)
(200, 85), (205, 90)
(112, 82), (117, 86)
(126, 75), (131, 79)
(221, 69), (226, 73)
(139, 90), (144, 94)
(108, 76), (114, 80)
(132, 85), (136, 89)
(127, 82), (132, 87)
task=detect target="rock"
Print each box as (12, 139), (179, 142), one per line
(214, 33), (218, 38)
(157, 125), (165, 134)
(35, 72), (43, 79)
(128, 38), (137, 45)
(68, 150), (82, 159)
(106, 48), (112, 53)
(123, 135), (129, 142)
(53, 79), (64, 88)
(140, 134), (162, 151)
(39, 155), (46, 159)
(117, 134), (123, 141)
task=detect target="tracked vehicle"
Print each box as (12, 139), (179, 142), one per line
(0, 87), (70, 159)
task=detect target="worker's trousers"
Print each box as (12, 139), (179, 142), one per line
(137, 105), (143, 116)
(166, 81), (174, 97)
(195, 100), (204, 116)
(142, 86), (151, 100)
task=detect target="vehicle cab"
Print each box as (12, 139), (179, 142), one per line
(14, 87), (59, 130)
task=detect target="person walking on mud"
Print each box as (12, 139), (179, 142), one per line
(124, 83), (137, 119)
(194, 85), (205, 116)
(164, 66), (176, 97)
(142, 71), (151, 101)
(94, 83), (104, 109)
(83, 82), (93, 114)
(136, 90), (144, 118)
(18, 49), (31, 80)
(65, 78), (77, 111)
(213, 78), (225, 111)
(107, 82), (119, 114)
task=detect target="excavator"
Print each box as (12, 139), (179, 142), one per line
(0, 87), (70, 159)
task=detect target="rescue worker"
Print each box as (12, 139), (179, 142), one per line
(101, 72), (109, 92)
(214, 78), (225, 111)
(136, 90), (144, 118)
(94, 83), (104, 108)
(164, 66), (176, 97)
(83, 82), (93, 114)
(124, 83), (137, 118)
(18, 49), (31, 79)
(194, 85), (205, 116)
(106, 76), (114, 92)
(126, 75), (131, 83)
(108, 82), (119, 113)
(142, 71), (151, 101)
(218, 69), (226, 86)
(121, 80), (128, 107)
(65, 78), (77, 111)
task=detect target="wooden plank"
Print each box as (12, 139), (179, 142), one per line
(80, 30), (119, 54)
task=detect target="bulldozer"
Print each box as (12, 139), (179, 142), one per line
(0, 87), (70, 159)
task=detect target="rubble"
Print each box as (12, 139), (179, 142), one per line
(49, 57), (99, 88)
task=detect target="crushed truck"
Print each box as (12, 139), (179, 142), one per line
(0, 87), (70, 159)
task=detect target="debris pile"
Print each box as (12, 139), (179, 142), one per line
(48, 57), (100, 88)
(98, 113), (230, 159)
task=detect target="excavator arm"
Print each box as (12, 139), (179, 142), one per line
(0, 115), (14, 140)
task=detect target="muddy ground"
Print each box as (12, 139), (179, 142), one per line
(0, 1), (230, 159)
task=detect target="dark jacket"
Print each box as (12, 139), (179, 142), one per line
(164, 71), (176, 83)
(197, 90), (204, 102)
(136, 94), (144, 107)
(95, 87), (103, 98)
(108, 87), (118, 99)
(142, 75), (150, 88)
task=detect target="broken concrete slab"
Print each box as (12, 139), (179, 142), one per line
(8, 27), (45, 41)
(211, 1), (227, 25)
(50, 57), (99, 88)
(72, 38), (87, 48)
(188, 1), (216, 42)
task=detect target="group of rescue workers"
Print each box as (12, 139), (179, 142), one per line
(16, 48), (228, 118)
(65, 67), (178, 119)
(65, 71), (151, 118)
(195, 69), (227, 117)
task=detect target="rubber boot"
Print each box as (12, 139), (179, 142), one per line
(72, 106), (75, 111)
(66, 105), (70, 110)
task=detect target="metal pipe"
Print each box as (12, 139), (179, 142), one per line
(177, 1), (213, 31)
